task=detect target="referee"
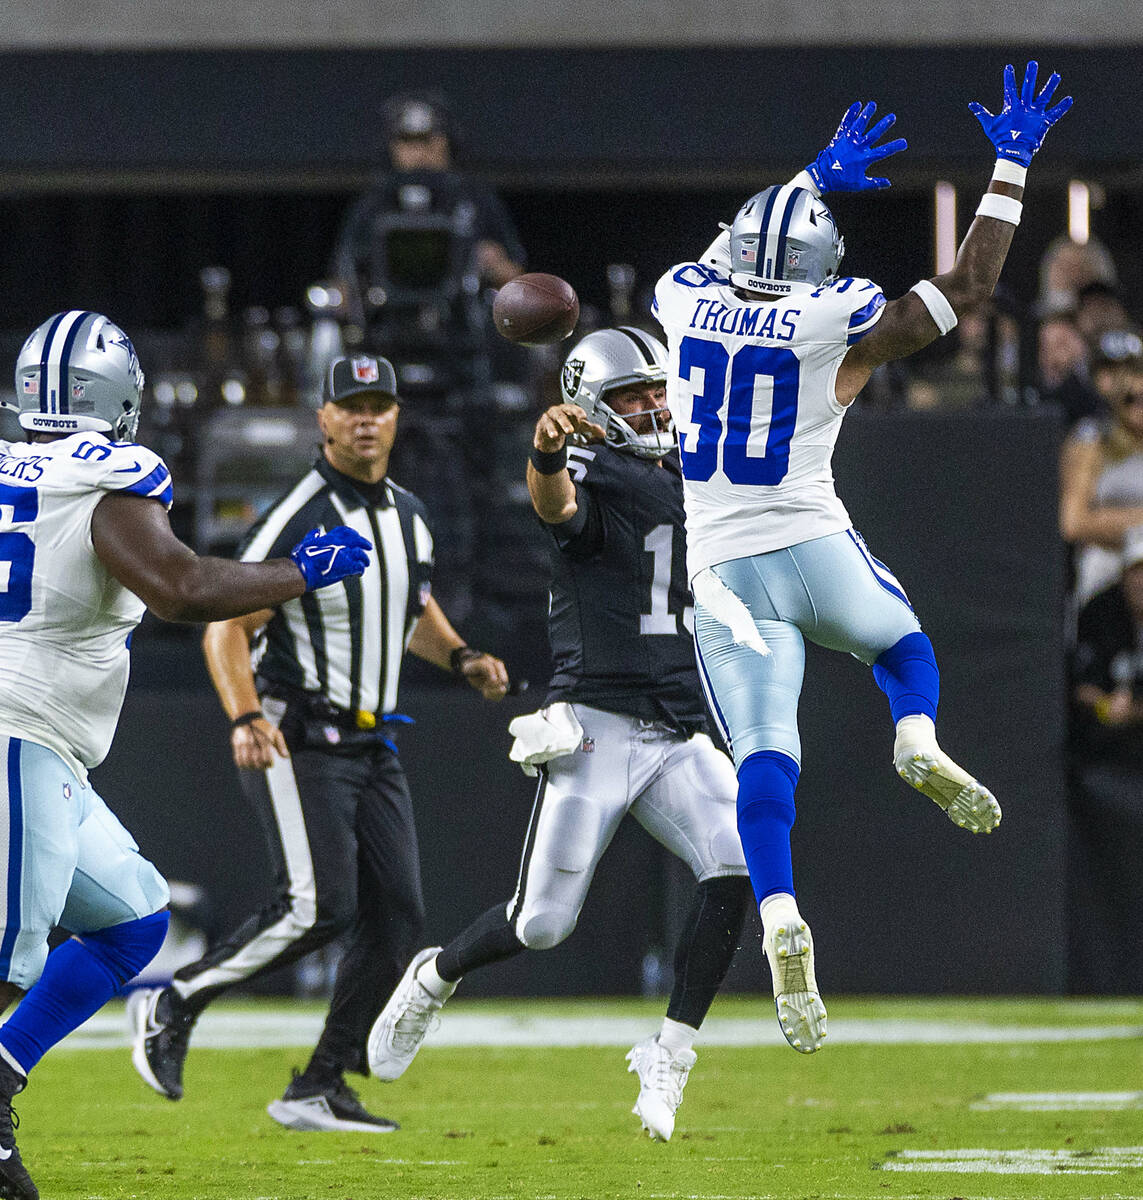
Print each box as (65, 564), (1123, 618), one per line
(128, 354), (508, 1132)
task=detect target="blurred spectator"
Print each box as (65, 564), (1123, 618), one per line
(1038, 235), (1118, 319)
(1066, 527), (1143, 992)
(1074, 281), (1134, 350)
(1060, 344), (1143, 606)
(329, 93), (525, 340)
(1037, 313), (1100, 427)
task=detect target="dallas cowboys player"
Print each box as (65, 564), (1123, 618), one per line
(653, 63), (1072, 1054)
(367, 328), (754, 1142)
(0, 310), (369, 1199)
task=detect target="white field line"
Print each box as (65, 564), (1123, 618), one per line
(972, 1091), (1143, 1112)
(66, 1008), (1143, 1050)
(880, 1147), (1143, 1175)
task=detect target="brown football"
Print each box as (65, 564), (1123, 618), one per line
(493, 273), (580, 345)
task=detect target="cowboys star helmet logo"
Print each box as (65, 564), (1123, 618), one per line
(561, 358), (585, 400)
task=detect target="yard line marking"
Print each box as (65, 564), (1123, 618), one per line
(971, 1091), (1143, 1111)
(880, 1147), (1143, 1175)
(61, 1008), (1143, 1050)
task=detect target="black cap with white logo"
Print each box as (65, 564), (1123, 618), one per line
(323, 355), (399, 405)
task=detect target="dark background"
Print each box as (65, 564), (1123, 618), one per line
(92, 409), (1067, 996)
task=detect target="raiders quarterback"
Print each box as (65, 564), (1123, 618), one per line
(0, 310), (369, 1199)
(651, 63), (1072, 1054)
(367, 326), (754, 1143)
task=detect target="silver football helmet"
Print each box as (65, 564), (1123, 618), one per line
(8, 311), (145, 439)
(729, 185), (844, 295)
(560, 327), (672, 460)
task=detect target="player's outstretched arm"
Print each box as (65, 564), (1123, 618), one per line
(836, 61), (1072, 403)
(91, 493), (370, 622)
(526, 403), (606, 524)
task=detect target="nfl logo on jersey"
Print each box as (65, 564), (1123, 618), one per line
(351, 358), (380, 385)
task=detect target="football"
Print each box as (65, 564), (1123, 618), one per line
(493, 273), (580, 345)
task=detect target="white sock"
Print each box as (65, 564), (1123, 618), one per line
(415, 954), (456, 1002)
(759, 891), (797, 923)
(0, 1043), (26, 1079)
(895, 714), (937, 750)
(657, 1017), (697, 1056)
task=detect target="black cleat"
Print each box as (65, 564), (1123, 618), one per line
(266, 1069), (400, 1133)
(126, 986), (197, 1100)
(0, 1057), (37, 1200)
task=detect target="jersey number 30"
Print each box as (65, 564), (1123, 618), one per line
(0, 484), (36, 623)
(677, 337), (799, 486)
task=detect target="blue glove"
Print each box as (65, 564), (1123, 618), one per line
(968, 61), (1073, 167)
(806, 101), (908, 193)
(289, 525), (371, 590)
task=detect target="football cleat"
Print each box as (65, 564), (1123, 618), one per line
(625, 1036), (696, 1142)
(367, 947), (454, 1081)
(267, 1070), (399, 1133)
(0, 1056), (37, 1200)
(127, 986), (197, 1100)
(893, 716), (1001, 833)
(761, 898), (827, 1054)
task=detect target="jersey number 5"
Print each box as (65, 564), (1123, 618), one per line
(0, 484), (37, 623)
(676, 337), (800, 486)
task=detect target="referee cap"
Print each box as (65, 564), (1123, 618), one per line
(323, 355), (399, 406)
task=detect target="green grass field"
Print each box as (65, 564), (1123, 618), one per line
(21, 995), (1143, 1200)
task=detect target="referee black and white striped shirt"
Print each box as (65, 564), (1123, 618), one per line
(239, 455), (434, 716)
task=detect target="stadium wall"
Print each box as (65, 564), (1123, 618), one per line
(92, 409), (1068, 997)
(3, 2), (1140, 48)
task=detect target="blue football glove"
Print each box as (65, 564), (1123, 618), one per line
(968, 61), (1073, 167)
(805, 101), (908, 193)
(289, 525), (371, 591)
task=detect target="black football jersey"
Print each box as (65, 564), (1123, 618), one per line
(544, 444), (706, 732)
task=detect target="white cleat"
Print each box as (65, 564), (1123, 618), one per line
(367, 947), (453, 1081)
(893, 716), (1001, 833)
(761, 899), (827, 1054)
(625, 1036), (696, 1142)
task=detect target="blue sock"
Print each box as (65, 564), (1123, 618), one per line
(872, 631), (940, 723)
(736, 750), (800, 904)
(0, 911), (168, 1074)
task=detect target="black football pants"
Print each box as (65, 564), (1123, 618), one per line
(172, 741), (425, 1076)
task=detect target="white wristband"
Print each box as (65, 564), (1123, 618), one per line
(910, 279), (958, 335)
(790, 168), (821, 198)
(992, 158), (1027, 187)
(976, 192), (1023, 226)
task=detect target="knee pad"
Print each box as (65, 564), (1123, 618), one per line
(516, 906), (578, 951)
(81, 910), (169, 984)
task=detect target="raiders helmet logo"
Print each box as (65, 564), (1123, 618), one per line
(561, 358), (585, 399)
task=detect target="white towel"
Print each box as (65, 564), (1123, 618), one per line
(507, 703), (585, 776)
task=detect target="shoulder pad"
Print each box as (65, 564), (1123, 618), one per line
(79, 439), (173, 509)
(800, 277), (886, 347)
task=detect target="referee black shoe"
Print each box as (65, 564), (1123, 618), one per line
(0, 1055), (37, 1200)
(267, 1069), (400, 1133)
(127, 986), (197, 1100)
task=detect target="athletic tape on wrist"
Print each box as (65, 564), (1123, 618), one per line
(790, 168), (822, 198)
(909, 280), (958, 335)
(976, 192), (1023, 226)
(992, 158), (1027, 187)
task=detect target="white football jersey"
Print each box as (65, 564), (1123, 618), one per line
(0, 432), (172, 775)
(653, 257), (885, 577)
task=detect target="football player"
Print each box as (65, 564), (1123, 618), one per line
(0, 311), (369, 1199)
(651, 63), (1072, 1054)
(367, 327), (754, 1142)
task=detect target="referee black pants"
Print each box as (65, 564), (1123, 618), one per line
(172, 739), (425, 1076)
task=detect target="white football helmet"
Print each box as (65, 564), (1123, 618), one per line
(8, 311), (145, 439)
(560, 327), (672, 460)
(729, 185), (844, 295)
